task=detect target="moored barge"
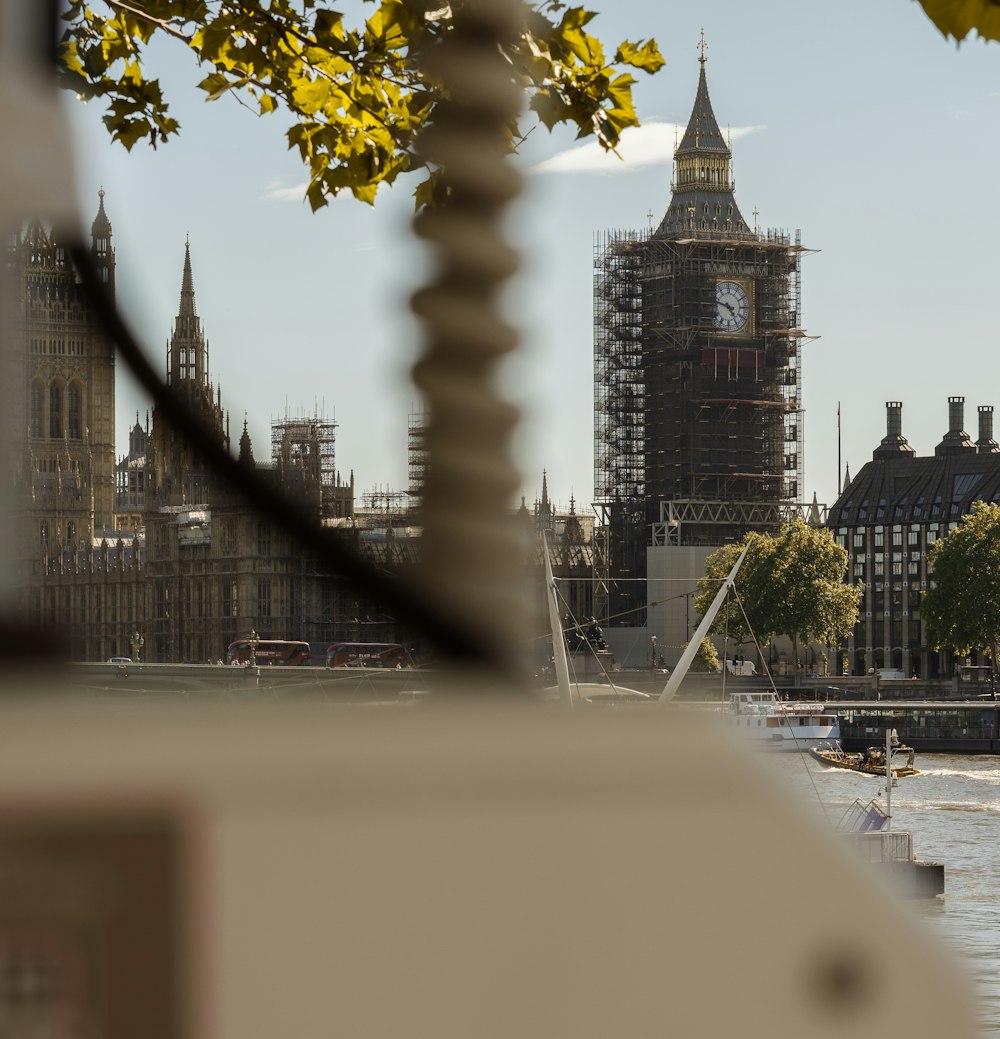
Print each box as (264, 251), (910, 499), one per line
(835, 700), (1000, 754)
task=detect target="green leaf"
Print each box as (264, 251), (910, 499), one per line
(915, 0), (1000, 42)
(614, 39), (665, 73)
(197, 72), (233, 101)
(58, 0), (663, 209)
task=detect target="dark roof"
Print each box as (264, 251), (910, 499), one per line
(91, 188), (112, 238)
(657, 190), (750, 239)
(675, 64), (729, 156)
(828, 451), (1000, 527)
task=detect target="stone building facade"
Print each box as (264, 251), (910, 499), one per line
(9, 192), (117, 564)
(18, 222), (398, 663)
(13, 199), (601, 665)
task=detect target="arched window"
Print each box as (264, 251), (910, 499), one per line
(68, 382), (82, 439)
(49, 383), (62, 439)
(29, 381), (42, 438)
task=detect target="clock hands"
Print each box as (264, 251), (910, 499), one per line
(716, 282), (748, 330)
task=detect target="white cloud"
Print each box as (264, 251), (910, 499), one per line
(263, 182), (309, 202)
(531, 121), (765, 175)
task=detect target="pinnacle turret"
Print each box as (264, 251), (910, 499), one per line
(91, 187), (112, 239)
(168, 237), (207, 385)
(89, 189), (115, 293)
(238, 419), (255, 466)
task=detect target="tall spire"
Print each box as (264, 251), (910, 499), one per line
(179, 234), (197, 319)
(655, 39), (752, 240)
(91, 187), (112, 239)
(168, 237), (206, 386)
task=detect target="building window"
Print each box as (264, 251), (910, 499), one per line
(29, 381), (42, 437)
(49, 383), (62, 438)
(257, 579), (271, 619)
(257, 521), (271, 558)
(223, 580), (238, 618)
(68, 381), (82, 439)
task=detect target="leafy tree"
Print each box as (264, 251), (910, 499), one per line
(916, 0), (1000, 43)
(924, 500), (1000, 662)
(686, 636), (719, 674)
(694, 520), (860, 664)
(59, 1), (664, 209)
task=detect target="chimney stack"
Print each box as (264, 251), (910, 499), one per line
(873, 401), (915, 460)
(935, 396), (976, 456)
(977, 405), (999, 454)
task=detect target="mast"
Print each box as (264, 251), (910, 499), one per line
(658, 539), (753, 703)
(543, 531), (573, 708)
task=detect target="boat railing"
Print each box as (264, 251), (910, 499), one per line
(844, 830), (914, 865)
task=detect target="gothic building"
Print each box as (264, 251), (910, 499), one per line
(18, 224), (379, 663)
(593, 46), (814, 659)
(12, 196), (600, 665)
(9, 191), (117, 562)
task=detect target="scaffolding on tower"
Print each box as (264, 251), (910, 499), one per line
(593, 224), (818, 605)
(270, 414), (338, 486)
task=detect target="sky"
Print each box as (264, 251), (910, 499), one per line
(61, 0), (1000, 516)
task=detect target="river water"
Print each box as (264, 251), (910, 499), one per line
(768, 751), (1000, 1034)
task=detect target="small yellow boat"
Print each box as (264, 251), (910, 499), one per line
(809, 742), (920, 778)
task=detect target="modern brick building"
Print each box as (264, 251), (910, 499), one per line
(827, 398), (1000, 678)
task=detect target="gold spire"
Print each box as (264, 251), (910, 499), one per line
(698, 29), (707, 67)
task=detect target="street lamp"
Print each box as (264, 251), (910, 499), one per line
(248, 628), (259, 665)
(130, 629), (144, 663)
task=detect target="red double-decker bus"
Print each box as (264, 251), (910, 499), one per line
(226, 639), (311, 666)
(325, 642), (407, 668)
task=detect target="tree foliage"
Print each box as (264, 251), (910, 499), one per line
(686, 636), (719, 674)
(924, 500), (1000, 659)
(694, 520), (860, 655)
(915, 0), (1000, 43)
(59, 1), (664, 210)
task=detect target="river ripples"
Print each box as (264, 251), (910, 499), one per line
(768, 751), (1000, 1034)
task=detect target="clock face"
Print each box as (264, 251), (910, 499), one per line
(715, 280), (751, 333)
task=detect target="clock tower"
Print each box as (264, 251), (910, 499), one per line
(594, 43), (810, 627)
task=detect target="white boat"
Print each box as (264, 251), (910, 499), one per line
(727, 690), (840, 748)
